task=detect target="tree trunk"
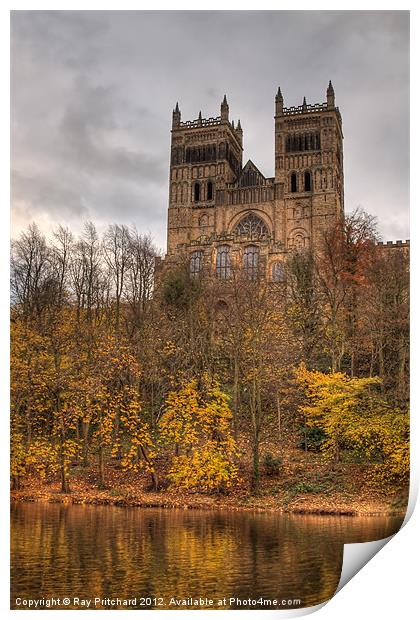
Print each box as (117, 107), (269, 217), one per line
(250, 373), (261, 495)
(378, 338), (385, 390)
(397, 334), (407, 403)
(232, 355), (240, 438)
(350, 351), (355, 378)
(98, 446), (106, 489)
(251, 439), (260, 496)
(139, 445), (159, 491)
(81, 421), (90, 466)
(11, 476), (21, 491)
(150, 382), (155, 430)
(114, 413), (122, 461)
(369, 341), (375, 377)
(60, 439), (70, 494)
(60, 464), (70, 493)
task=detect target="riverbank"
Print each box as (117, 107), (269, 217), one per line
(10, 453), (408, 517)
(11, 487), (406, 516)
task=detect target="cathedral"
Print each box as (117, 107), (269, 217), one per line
(158, 82), (345, 281)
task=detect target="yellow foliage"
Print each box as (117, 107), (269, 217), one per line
(169, 441), (238, 491)
(10, 312), (153, 486)
(159, 377), (238, 491)
(295, 364), (409, 484)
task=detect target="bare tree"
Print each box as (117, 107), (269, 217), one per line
(69, 222), (105, 327)
(50, 225), (74, 310)
(11, 223), (52, 319)
(102, 224), (131, 331)
(123, 228), (157, 330)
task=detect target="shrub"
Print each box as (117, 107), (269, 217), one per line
(263, 452), (282, 476)
(297, 425), (326, 452)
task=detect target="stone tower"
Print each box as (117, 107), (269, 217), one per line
(160, 83), (344, 281)
(167, 96), (243, 254)
(274, 81), (344, 250)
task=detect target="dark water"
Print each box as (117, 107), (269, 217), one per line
(11, 503), (403, 610)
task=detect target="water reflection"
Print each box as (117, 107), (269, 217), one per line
(11, 503), (403, 609)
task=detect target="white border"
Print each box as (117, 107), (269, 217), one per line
(2, 3), (417, 619)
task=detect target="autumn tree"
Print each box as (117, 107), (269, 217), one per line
(75, 332), (157, 489)
(11, 318), (57, 489)
(11, 309), (80, 493)
(295, 365), (409, 484)
(159, 260), (220, 382)
(285, 249), (322, 368)
(159, 377), (238, 491)
(362, 246), (409, 403)
(315, 208), (378, 373)
(218, 264), (294, 495)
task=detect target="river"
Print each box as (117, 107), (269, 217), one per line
(10, 502), (403, 610)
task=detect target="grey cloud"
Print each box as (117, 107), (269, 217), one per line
(12, 170), (88, 216)
(58, 89), (166, 184)
(11, 11), (409, 248)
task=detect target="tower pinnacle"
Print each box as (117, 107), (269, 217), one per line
(236, 118), (243, 146)
(172, 102), (181, 128)
(327, 80), (335, 109)
(275, 86), (284, 116)
(221, 94), (229, 121)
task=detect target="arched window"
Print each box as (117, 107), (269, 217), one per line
(193, 182), (200, 202)
(233, 213), (269, 237)
(304, 171), (311, 192)
(272, 262), (285, 283)
(290, 172), (297, 193)
(207, 180), (214, 201)
(216, 245), (231, 279)
(289, 233), (306, 250)
(190, 250), (203, 278)
(243, 245), (259, 280)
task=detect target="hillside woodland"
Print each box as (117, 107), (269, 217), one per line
(10, 210), (409, 514)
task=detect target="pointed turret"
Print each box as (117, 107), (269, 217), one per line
(221, 94), (229, 121)
(235, 118), (243, 146)
(327, 80), (335, 109)
(172, 102), (181, 128)
(302, 96), (307, 112)
(275, 86), (284, 116)
(198, 110), (202, 125)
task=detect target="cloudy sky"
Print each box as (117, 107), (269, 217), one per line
(11, 11), (409, 251)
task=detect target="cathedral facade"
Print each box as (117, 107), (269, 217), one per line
(159, 82), (344, 281)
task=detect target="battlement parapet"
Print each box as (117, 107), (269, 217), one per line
(179, 116), (222, 129)
(377, 240), (410, 247)
(283, 103), (340, 117)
